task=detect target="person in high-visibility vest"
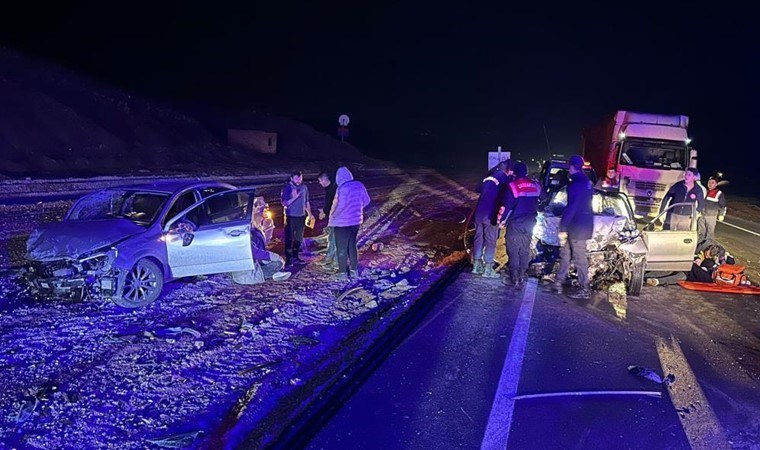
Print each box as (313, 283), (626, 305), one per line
(499, 161), (541, 288)
(472, 161), (512, 278)
(703, 177), (727, 242)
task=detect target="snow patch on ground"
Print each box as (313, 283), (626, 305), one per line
(0, 170), (475, 449)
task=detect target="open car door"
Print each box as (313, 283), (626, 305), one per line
(642, 202), (698, 272)
(163, 188), (257, 278)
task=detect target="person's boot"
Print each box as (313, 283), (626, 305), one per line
(472, 259), (484, 275)
(509, 270), (522, 287)
(482, 264), (500, 279)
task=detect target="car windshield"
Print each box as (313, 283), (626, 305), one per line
(68, 189), (170, 226)
(620, 138), (687, 169)
(548, 189), (633, 220)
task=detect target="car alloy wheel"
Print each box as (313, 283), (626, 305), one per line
(113, 258), (164, 308)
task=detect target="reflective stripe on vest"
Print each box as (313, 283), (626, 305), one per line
(482, 176), (500, 186)
(706, 189), (722, 202)
(509, 177), (541, 198)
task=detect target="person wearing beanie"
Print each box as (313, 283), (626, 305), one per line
(472, 161), (511, 277)
(555, 154), (594, 299)
(499, 161), (541, 287)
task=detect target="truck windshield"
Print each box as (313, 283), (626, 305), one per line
(620, 138), (687, 170)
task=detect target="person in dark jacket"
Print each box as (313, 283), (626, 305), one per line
(500, 161), (540, 287)
(554, 155), (594, 299)
(472, 162), (511, 278)
(659, 168), (704, 231)
(317, 171), (338, 270)
(281, 170), (314, 266)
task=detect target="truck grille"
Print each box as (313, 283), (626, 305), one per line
(632, 196), (662, 216)
(634, 181), (667, 192)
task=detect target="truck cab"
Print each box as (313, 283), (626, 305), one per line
(582, 111), (697, 219)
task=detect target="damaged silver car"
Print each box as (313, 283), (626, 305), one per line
(532, 188), (698, 295)
(24, 181), (267, 308)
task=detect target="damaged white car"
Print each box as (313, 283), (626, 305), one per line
(532, 188), (698, 295)
(24, 181), (272, 308)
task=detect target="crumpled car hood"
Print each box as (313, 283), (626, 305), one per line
(533, 213), (630, 249)
(26, 219), (146, 261)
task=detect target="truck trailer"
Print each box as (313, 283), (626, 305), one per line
(581, 110), (697, 218)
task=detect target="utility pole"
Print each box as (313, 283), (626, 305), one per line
(543, 124), (552, 156)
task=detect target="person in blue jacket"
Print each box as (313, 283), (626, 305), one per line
(554, 155), (594, 299)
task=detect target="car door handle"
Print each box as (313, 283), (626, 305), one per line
(684, 238), (693, 244)
(226, 229), (247, 237)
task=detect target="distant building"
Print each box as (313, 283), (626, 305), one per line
(227, 129), (278, 154)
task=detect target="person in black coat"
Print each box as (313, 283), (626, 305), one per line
(554, 155), (594, 298)
(659, 167), (704, 231)
(317, 170), (338, 269)
(501, 161), (541, 287)
(471, 161), (512, 278)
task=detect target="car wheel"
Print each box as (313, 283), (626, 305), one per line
(113, 259), (164, 308)
(628, 258), (645, 296)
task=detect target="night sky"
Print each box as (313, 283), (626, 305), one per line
(1, 2), (755, 188)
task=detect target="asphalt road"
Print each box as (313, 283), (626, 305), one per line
(308, 221), (760, 449)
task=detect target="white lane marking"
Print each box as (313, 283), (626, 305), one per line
(512, 390), (661, 400)
(720, 220), (760, 238)
(656, 335), (731, 450)
(481, 279), (538, 450)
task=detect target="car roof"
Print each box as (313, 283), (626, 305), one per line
(106, 180), (236, 195)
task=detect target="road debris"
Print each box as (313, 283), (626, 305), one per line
(146, 430), (203, 448)
(627, 365), (676, 386)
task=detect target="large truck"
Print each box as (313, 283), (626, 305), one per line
(582, 110), (697, 218)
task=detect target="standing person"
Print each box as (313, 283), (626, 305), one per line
(659, 168), (704, 231)
(329, 166), (371, 281)
(595, 168), (620, 190)
(554, 155), (594, 299)
(703, 177), (727, 241)
(317, 170), (338, 270)
(471, 161), (511, 278)
(695, 172), (709, 242)
(281, 170), (313, 267)
(500, 161), (541, 287)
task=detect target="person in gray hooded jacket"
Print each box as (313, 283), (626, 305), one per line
(328, 166), (371, 280)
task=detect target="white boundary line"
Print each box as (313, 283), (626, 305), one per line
(656, 335), (731, 449)
(720, 220), (760, 238)
(481, 279), (538, 450)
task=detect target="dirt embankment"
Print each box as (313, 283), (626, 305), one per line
(0, 48), (376, 179)
(726, 196), (760, 223)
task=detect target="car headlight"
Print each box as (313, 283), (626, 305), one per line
(80, 247), (117, 271)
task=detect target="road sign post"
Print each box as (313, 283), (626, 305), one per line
(338, 114), (350, 142)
